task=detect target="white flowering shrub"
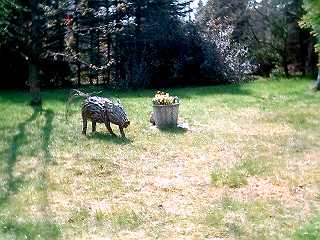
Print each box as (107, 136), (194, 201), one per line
(203, 19), (256, 82)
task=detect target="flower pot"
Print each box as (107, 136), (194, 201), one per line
(152, 103), (179, 128)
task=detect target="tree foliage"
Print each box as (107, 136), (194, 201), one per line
(301, 0), (320, 89)
(0, 0), (18, 39)
(0, 0), (270, 91)
(197, 0), (317, 77)
(301, 0), (320, 50)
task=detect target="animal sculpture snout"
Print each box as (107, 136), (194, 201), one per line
(123, 121), (130, 128)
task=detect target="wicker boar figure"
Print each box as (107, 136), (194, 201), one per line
(82, 96), (130, 138)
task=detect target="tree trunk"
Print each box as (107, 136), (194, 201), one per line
(74, 3), (81, 87)
(107, 34), (111, 85)
(30, 0), (41, 106)
(29, 63), (41, 106)
(89, 29), (94, 85)
(96, 30), (100, 85)
(315, 65), (320, 91)
(315, 39), (320, 90)
(283, 53), (289, 77)
(306, 38), (317, 76)
(287, 0), (303, 75)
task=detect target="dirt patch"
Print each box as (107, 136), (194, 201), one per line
(232, 177), (310, 210)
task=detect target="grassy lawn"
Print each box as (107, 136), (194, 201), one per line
(0, 77), (320, 239)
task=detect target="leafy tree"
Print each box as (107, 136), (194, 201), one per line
(301, 0), (320, 89)
(29, 0), (42, 105)
(0, 0), (242, 90)
(197, 0), (316, 77)
(0, 0), (16, 39)
(0, 0), (42, 104)
(196, 0), (256, 80)
(0, 0), (67, 104)
(250, 0), (292, 76)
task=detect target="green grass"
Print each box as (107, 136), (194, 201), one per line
(108, 207), (143, 230)
(0, 77), (320, 239)
(211, 158), (270, 188)
(0, 218), (61, 240)
(205, 195), (291, 239)
(294, 214), (320, 240)
(211, 167), (248, 188)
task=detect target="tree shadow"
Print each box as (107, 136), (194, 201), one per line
(158, 126), (188, 134)
(0, 106), (41, 208)
(0, 89), (69, 104)
(111, 84), (253, 99)
(0, 83), (252, 105)
(87, 132), (133, 145)
(173, 84), (253, 99)
(37, 107), (57, 223)
(42, 109), (55, 165)
(0, 105), (60, 239)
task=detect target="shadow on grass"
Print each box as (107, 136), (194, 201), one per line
(0, 106), (42, 208)
(0, 218), (61, 240)
(0, 106), (60, 238)
(42, 109), (55, 164)
(109, 84), (253, 100)
(174, 84), (252, 99)
(0, 89), (69, 104)
(37, 108), (57, 222)
(158, 126), (188, 134)
(87, 132), (133, 145)
(0, 83), (252, 105)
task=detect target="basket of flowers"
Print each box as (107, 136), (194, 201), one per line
(152, 91), (180, 128)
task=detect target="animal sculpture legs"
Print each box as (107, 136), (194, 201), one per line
(105, 122), (116, 136)
(82, 117), (87, 135)
(119, 126), (126, 138)
(92, 121), (96, 132)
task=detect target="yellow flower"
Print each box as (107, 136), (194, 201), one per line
(153, 91), (179, 105)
